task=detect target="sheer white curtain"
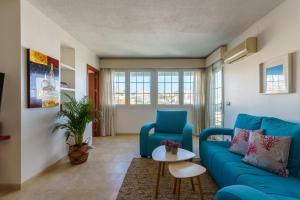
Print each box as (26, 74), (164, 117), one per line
(192, 69), (206, 135)
(99, 68), (116, 136)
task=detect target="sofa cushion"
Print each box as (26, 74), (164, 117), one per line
(155, 110), (187, 134)
(221, 159), (274, 187)
(234, 114), (263, 130)
(261, 117), (300, 177)
(236, 174), (300, 199)
(243, 133), (291, 176)
(201, 141), (239, 186)
(229, 128), (263, 155)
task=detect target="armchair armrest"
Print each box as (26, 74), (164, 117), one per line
(139, 122), (156, 157)
(200, 128), (233, 142)
(214, 185), (273, 200)
(182, 123), (193, 152)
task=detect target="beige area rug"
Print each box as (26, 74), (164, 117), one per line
(117, 158), (218, 200)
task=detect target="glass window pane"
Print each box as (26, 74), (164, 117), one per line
(165, 72), (172, 82)
(144, 83), (150, 93)
(158, 83), (164, 93)
(136, 72), (143, 82)
(130, 83), (136, 93)
(130, 93), (136, 104)
(172, 73), (179, 82)
(158, 94), (165, 104)
(137, 83), (143, 93)
(113, 72), (126, 105)
(158, 72), (164, 82)
(144, 73), (150, 82)
(119, 83), (125, 93)
(165, 93), (171, 104)
(165, 83), (171, 93)
(136, 93), (143, 104)
(119, 75), (125, 83)
(130, 72), (137, 82)
(144, 94), (151, 104)
(157, 71), (180, 105)
(172, 82), (179, 93)
(172, 94), (179, 104)
(184, 84), (190, 93)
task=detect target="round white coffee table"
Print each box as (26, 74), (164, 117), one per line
(152, 145), (196, 199)
(169, 161), (206, 200)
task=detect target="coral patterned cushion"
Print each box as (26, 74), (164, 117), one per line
(243, 133), (291, 176)
(229, 128), (264, 155)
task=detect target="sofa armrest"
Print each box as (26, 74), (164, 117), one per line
(214, 185), (273, 200)
(182, 123), (193, 152)
(139, 122), (156, 157)
(200, 128), (233, 142)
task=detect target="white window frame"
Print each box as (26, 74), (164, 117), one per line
(113, 69), (197, 106)
(129, 71), (152, 105)
(113, 71), (126, 105)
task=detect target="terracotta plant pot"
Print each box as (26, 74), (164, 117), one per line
(68, 143), (89, 165)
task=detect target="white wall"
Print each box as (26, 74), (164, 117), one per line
(224, 0), (300, 127)
(20, 0), (99, 182)
(0, 0), (21, 186)
(116, 106), (193, 134)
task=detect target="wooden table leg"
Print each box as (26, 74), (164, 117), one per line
(176, 179), (181, 200)
(173, 178), (177, 194)
(162, 162), (165, 176)
(155, 162), (162, 199)
(190, 177), (195, 191)
(197, 176), (204, 200)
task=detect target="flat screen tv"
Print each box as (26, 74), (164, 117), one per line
(0, 73), (4, 108)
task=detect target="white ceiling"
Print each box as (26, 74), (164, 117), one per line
(27, 0), (284, 58)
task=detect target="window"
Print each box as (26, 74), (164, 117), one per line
(212, 65), (223, 127)
(183, 71), (194, 104)
(113, 72), (126, 105)
(130, 72), (151, 104)
(157, 72), (179, 105)
(112, 69), (197, 106)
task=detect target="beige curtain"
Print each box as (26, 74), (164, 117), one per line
(192, 69), (206, 135)
(99, 68), (116, 136)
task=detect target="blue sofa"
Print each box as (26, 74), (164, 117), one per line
(140, 110), (193, 157)
(200, 114), (300, 200)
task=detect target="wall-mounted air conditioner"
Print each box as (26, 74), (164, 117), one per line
(224, 37), (257, 64)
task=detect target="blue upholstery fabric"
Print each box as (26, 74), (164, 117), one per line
(215, 185), (274, 200)
(155, 110), (187, 134)
(234, 113), (263, 130)
(236, 174), (300, 199)
(261, 117), (300, 177)
(139, 110), (193, 157)
(199, 113), (300, 200)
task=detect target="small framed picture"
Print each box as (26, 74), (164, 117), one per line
(259, 53), (293, 94)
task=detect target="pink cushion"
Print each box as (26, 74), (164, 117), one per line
(229, 128), (263, 155)
(243, 133), (291, 176)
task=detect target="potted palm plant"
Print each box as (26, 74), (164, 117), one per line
(53, 94), (95, 165)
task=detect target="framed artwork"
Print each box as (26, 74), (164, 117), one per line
(259, 53), (292, 94)
(27, 49), (60, 108)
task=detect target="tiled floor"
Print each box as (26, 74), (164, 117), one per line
(0, 135), (199, 200)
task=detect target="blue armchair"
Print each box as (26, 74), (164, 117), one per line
(140, 110), (193, 157)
